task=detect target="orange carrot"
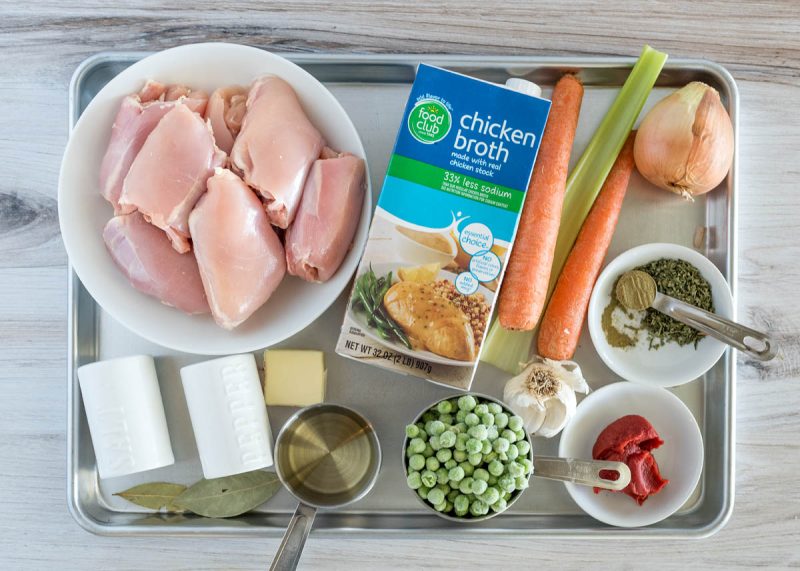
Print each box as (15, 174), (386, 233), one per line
(497, 75), (584, 331)
(537, 132), (637, 360)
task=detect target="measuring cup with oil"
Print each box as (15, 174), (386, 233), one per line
(269, 404), (381, 571)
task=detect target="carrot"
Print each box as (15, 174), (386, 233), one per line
(537, 132), (637, 360)
(497, 74), (584, 331)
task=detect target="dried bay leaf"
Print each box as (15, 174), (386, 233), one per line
(114, 482), (187, 511)
(172, 470), (281, 518)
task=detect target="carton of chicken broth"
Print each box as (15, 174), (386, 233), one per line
(336, 64), (550, 389)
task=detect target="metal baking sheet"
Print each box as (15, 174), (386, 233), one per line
(67, 52), (737, 538)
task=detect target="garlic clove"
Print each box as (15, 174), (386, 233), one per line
(518, 404), (546, 434)
(536, 382), (577, 438)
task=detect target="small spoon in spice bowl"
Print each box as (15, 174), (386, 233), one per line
(615, 270), (775, 361)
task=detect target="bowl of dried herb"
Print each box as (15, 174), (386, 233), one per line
(587, 242), (733, 387)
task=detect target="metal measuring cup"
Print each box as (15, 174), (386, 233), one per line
(269, 404), (381, 571)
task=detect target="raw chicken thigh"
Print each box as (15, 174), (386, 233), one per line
(285, 150), (366, 282)
(119, 104), (226, 253)
(231, 76), (324, 228)
(189, 168), (286, 330)
(99, 81), (208, 213)
(205, 86), (248, 154)
(103, 211), (209, 314)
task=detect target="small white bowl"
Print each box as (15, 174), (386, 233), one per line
(588, 243), (732, 387)
(58, 43), (371, 355)
(559, 382), (704, 528)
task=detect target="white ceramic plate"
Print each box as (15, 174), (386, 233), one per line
(559, 382), (704, 528)
(58, 43), (371, 355)
(587, 243), (732, 387)
(348, 263), (491, 367)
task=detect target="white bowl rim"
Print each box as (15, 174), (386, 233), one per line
(58, 42), (372, 355)
(587, 242), (732, 387)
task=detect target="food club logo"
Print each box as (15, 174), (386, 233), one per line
(408, 98), (452, 144)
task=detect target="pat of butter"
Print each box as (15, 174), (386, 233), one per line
(264, 350), (326, 406)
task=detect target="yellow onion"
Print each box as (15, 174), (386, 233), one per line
(634, 82), (734, 200)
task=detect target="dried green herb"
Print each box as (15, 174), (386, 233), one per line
(114, 482), (187, 511)
(635, 258), (714, 349)
(172, 470), (281, 518)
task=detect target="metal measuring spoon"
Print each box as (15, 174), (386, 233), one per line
(617, 270), (775, 361)
(532, 456), (631, 490)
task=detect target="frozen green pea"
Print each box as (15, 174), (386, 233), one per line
(515, 476), (529, 490)
(423, 444), (434, 457)
(488, 402), (503, 415)
(408, 454), (425, 471)
(439, 431), (456, 448)
(455, 409), (467, 422)
(427, 486), (444, 505)
(420, 470), (437, 488)
(426, 457), (440, 471)
(436, 448), (452, 463)
(406, 472), (422, 489)
(458, 477), (474, 494)
(457, 395), (477, 411)
(493, 437), (510, 453)
(422, 411), (436, 423)
(464, 413), (479, 427)
(465, 438), (482, 454)
(437, 400), (453, 414)
(514, 430), (526, 443)
(467, 424), (488, 441)
(436, 468), (449, 485)
(417, 429), (428, 441)
(455, 433), (469, 451)
(508, 415), (524, 432)
(448, 466), (465, 482)
(453, 449), (467, 462)
(429, 420), (445, 436)
(490, 497), (508, 513)
(470, 499), (488, 516)
(447, 489), (460, 502)
(507, 461), (524, 478)
(417, 486), (430, 500)
(479, 487), (500, 505)
(444, 458), (457, 470)
(502, 491), (512, 501)
(467, 453), (483, 466)
(474, 403), (489, 416)
(501, 429), (517, 443)
(405, 424), (420, 438)
(429, 435), (442, 451)
(480, 413), (495, 427)
(481, 440), (492, 454)
(473, 468), (490, 482)
(454, 494), (469, 513)
(494, 412), (509, 429)
(488, 475), (497, 486)
(516, 440), (531, 456)
(520, 458), (533, 474)
(483, 451), (498, 464)
(487, 425), (499, 441)
(408, 437), (425, 454)
(488, 459), (504, 476)
(498, 452), (508, 462)
(506, 444), (519, 461)
(459, 462), (474, 476)
(471, 478), (488, 495)
(439, 414), (454, 426)
(498, 475), (515, 493)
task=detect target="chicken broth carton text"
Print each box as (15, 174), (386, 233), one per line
(336, 64), (550, 390)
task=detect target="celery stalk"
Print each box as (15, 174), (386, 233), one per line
(481, 45), (668, 374)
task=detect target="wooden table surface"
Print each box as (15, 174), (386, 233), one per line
(2, 1), (798, 569)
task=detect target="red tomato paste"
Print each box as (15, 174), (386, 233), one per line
(592, 414), (668, 505)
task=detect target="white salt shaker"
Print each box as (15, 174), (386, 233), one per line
(77, 355), (175, 479)
(180, 354), (273, 479)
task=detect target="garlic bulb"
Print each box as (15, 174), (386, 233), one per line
(634, 81), (734, 200)
(503, 357), (589, 438)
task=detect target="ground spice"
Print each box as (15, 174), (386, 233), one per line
(615, 270), (657, 311)
(601, 295), (637, 349)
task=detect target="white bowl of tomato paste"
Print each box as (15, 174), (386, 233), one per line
(559, 382), (703, 528)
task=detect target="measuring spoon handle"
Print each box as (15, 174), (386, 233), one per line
(270, 502), (317, 571)
(653, 292), (775, 361)
(533, 456), (631, 491)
